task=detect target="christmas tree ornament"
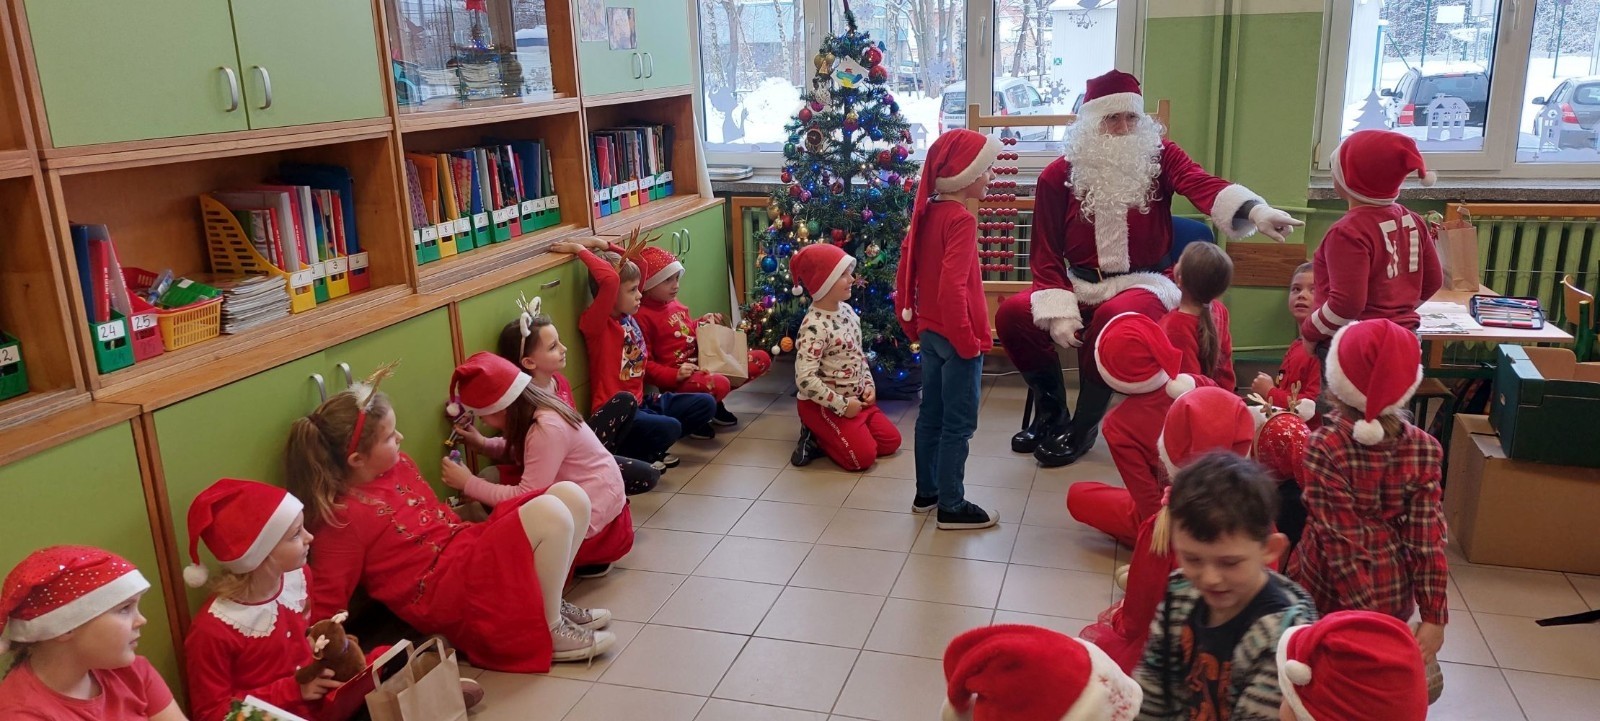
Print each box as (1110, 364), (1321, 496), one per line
(892, 145), (909, 162)
(813, 52), (831, 74)
(798, 107), (813, 123)
(865, 243), (880, 259)
(862, 46), (882, 68)
(767, 201), (781, 219)
(831, 228), (846, 243)
(862, 208), (874, 221)
(909, 342), (920, 353)
(799, 189), (812, 202)
(782, 214), (794, 229)
(809, 98), (824, 112)
(778, 242), (793, 256)
(868, 64), (888, 83)
(781, 337), (795, 353)
(843, 112), (859, 132)
(779, 169), (793, 184)
(785, 141), (798, 155)
(804, 128), (826, 152)
(772, 344), (782, 355)
(807, 220), (821, 236)
(877, 149), (893, 167)
(830, 178), (844, 195)
(796, 223), (810, 240)
(788, 184), (803, 198)
(792, 285), (804, 296)
(761, 255), (778, 273)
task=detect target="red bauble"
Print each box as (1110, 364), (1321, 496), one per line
(780, 169), (793, 183)
(831, 228), (846, 242)
(892, 145), (909, 162)
(863, 47), (883, 67)
(799, 107), (814, 123)
(868, 65), (888, 83)
(877, 149), (893, 167)
(1254, 412), (1311, 483)
(788, 184), (802, 198)
(782, 214), (794, 229)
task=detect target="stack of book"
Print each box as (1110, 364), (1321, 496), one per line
(403, 139), (560, 265)
(211, 163), (369, 312)
(589, 124), (675, 218)
(214, 275), (291, 334)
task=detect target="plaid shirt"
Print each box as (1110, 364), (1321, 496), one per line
(1288, 413), (1449, 625)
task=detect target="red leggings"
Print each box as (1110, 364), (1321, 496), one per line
(1066, 482), (1140, 548)
(660, 350), (774, 401)
(798, 401), (902, 472)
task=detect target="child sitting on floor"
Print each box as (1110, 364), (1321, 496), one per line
(1162, 242), (1236, 390)
(1277, 611), (1430, 721)
(1251, 262), (1320, 425)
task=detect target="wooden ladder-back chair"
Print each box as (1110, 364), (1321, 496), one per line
(1564, 274), (1596, 361)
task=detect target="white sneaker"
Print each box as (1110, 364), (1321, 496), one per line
(550, 618), (616, 663)
(561, 600), (612, 631)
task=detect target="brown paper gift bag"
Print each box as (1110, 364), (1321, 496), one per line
(365, 637), (468, 721)
(1438, 216), (1481, 292)
(697, 323), (749, 380)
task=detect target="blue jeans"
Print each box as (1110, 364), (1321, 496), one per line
(915, 331), (983, 511)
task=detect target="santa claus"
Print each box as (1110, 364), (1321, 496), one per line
(999, 70), (1302, 467)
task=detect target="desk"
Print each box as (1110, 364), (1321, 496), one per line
(1419, 286), (1572, 368)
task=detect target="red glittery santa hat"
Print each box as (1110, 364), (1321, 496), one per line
(450, 351), (532, 416)
(1324, 319), (1423, 445)
(1331, 129), (1437, 206)
(1076, 70), (1146, 123)
(184, 478), (304, 587)
(1092, 312), (1197, 398)
(1158, 387), (1254, 475)
(792, 243), (855, 300)
(942, 624), (1141, 721)
(636, 245), (684, 291)
(1, 546), (150, 651)
(896, 128), (1000, 333)
(1278, 611), (1429, 721)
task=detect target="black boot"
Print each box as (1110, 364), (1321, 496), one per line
(1010, 369), (1070, 454)
(1034, 378), (1114, 468)
(791, 427), (821, 467)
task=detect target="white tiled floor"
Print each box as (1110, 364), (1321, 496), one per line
(459, 372), (1600, 721)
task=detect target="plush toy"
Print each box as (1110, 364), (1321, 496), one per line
(294, 611), (366, 684)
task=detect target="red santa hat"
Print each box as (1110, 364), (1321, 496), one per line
(1157, 387), (1254, 475)
(1076, 70), (1146, 123)
(636, 245), (684, 291)
(1324, 319), (1423, 445)
(1278, 611), (1429, 721)
(1330, 129), (1437, 206)
(450, 351), (532, 416)
(896, 128), (1001, 331)
(183, 478), (304, 587)
(792, 243), (855, 300)
(1, 546), (150, 651)
(1092, 312), (1198, 398)
(942, 624), (1141, 721)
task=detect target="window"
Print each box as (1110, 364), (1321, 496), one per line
(1320, 0), (1600, 176)
(697, 0), (1143, 165)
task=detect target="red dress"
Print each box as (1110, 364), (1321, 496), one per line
(1301, 204), (1442, 343)
(1159, 301), (1235, 390)
(636, 297), (771, 400)
(185, 568), (323, 721)
(306, 454), (555, 673)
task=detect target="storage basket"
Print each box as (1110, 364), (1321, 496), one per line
(89, 312), (134, 374)
(0, 332), (26, 400)
(125, 266), (223, 352)
(120, 268), (165, 362)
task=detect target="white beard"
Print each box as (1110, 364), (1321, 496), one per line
(1062, 119), (1164, 272)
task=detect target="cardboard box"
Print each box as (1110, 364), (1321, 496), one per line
(1490, 345), (1600, 468)
(1446, 414), (1600, 574)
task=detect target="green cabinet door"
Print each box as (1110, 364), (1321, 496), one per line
(0, 422), (182, 688)
(153, 353), (327, 613)
(576, 0), (644, 97)
(638, 0), (693, 90)
(230, 0), (385, 129)
(674, 206), (732, 319)
(454, 258), (591, 396)
(324, 309), (455, 497)
(22, 0), (248, 146)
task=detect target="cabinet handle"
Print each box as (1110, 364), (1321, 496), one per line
(540, 279), (561, 289)
(683, 228), (692, 255)
(630, 53), (643, 79)
(220, 67), (240, 112)
(337, 362), (353, 388)
(669, 230), (681, 256)
(253, 65), (274, 109)
(310, 373), (327, 404)
(644, 52), (655, 79)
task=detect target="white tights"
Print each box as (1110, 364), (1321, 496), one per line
(515, 481), (591, 630)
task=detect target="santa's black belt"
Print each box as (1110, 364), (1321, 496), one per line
(1067, 266), (1160, 284)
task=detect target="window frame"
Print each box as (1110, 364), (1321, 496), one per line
(694, 0), (1147, 169)
(1314, 0), (1597, 180)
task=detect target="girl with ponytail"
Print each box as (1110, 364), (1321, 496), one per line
(1161, 242), (1237, 390)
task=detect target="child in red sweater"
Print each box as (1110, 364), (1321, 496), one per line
(1288, 319), (1447, 701)
(1252, 262), (1321, 425)
(1065, 312), (1206, 546)
(0, 547), (181, 721)
(1161, 241), (1235, 390)
(1302, 130), (1442, 347)
(893, 128), (999, 530)
(551, 236), (717, 454)
(633, 245), (772, 426)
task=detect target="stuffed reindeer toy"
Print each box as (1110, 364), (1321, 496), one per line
(294, 611), (367, 684)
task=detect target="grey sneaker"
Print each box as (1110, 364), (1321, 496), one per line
(550, 617), (616, 663)
(660, 453), (681, 468)
(561, 600), (612, 631)
(651, 460), (669, 473)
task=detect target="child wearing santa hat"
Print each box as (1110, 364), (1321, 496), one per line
(443, 352), (633, 578)
(892, 127), (1000, 530)
(633, 245), (772, 427)
(1288, 318), (1447, 702)
(1301, 130), (1442, 349)
(941, 624), (1141, 721)
(1080, 387), (1256, 673)
(790, 242), (903, 475)
(0, 546), (182, 720)
(1277, 611), (1430, 721)
(1065, 312), (1208, 546)
(1250, 262), (1321, 427)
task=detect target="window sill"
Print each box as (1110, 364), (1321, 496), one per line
(1307, 176), (1600, 203)
(714, 172), (1047, 196)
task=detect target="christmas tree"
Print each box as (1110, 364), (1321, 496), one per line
(740, 0), (922, 397)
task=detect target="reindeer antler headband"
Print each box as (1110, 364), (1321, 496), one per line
(516, 292), (543, 340)
(609, 226), (661, 271)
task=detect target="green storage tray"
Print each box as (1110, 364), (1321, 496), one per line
(0, 332), (26, 400)
(90, 311), (135, 374)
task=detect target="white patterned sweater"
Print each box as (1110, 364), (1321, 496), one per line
(795, 303), (875, 415)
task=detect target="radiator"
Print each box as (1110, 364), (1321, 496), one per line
(1459, 204), (1600, 329)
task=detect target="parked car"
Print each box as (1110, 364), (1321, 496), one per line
(1381, 68), (1490, 129)
(938, 77), (1053, 140)
(1531, 76), (1600, 150)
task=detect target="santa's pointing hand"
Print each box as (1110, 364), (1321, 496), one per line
(1248, 204), (1304, 242)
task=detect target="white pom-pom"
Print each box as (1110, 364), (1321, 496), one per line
(1283, 659), (1314, 686)
(901, 308), (913, 322)
(1420, 169), (1437, 187)
(941, 698), (971, 721)
(1352, 418), (1385, 446)
(183, 563), (210, 588)
(1295, 398), (1317, 421)
(445, 401), (462, 418)
(1166, 374), (1196, 399)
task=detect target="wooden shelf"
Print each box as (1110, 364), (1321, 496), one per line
(398, 96), (581, 134)
(0, 398), (139, 467)
(41, 119), (395, 175)
(0, 387), (87, 432)
(417, 222), (589, 295)
(581, 85), (693, 109)
(0, 148), (32, 179)
(594, 194), (719, 237)
(434, 243), (581, 303)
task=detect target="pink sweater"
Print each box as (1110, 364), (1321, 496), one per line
(465, 411), (625, 537)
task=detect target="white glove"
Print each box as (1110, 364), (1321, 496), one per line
(1049, 316), (1084, 348)
(1248, 204), (1304, 242)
